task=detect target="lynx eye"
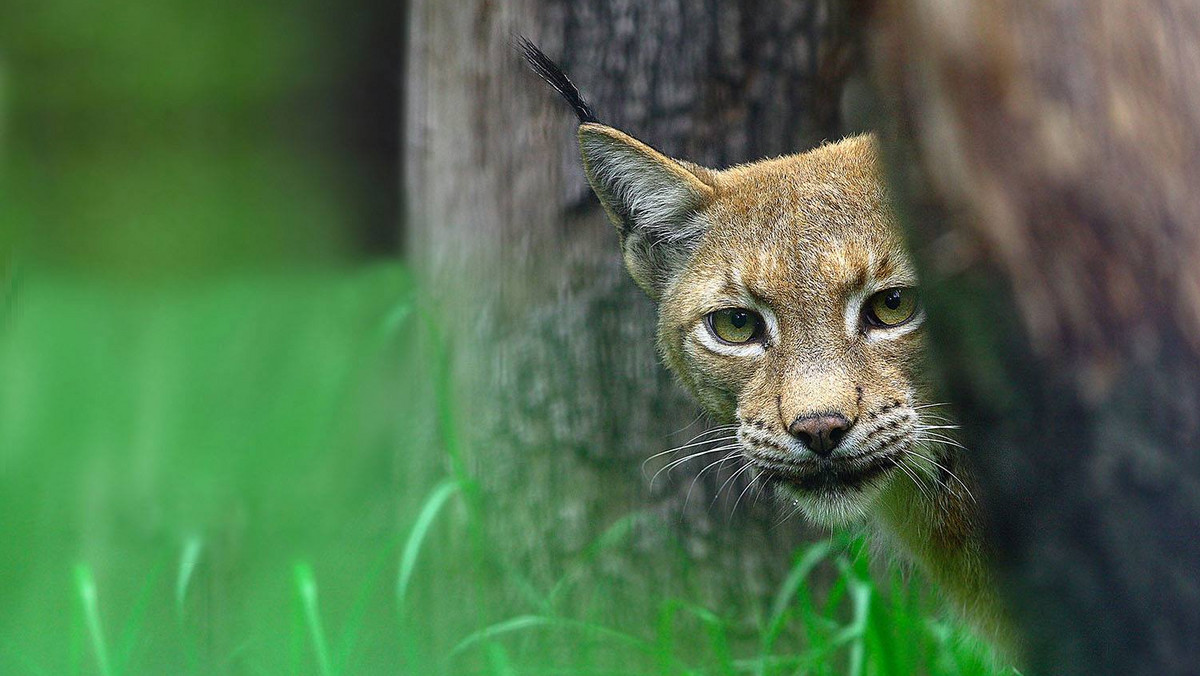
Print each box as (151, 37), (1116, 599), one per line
(707, 308), (764, 344)
(864, 288), (920, 328)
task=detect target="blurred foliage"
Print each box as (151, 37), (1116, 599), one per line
(0, 1), (386, 277)
(0, 267), (428, 672)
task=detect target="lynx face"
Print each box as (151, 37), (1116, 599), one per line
(580, 127), (940, 526)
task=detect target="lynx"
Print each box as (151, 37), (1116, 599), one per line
(522, 39), (1004, 641)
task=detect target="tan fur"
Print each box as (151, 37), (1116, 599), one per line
(576, 124), (1007, 644)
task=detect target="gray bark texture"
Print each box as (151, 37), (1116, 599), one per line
(869, 1), (1200, 673)
(404, 0), (861, 638)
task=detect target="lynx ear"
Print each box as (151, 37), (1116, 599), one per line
(578, 123), (716, 299)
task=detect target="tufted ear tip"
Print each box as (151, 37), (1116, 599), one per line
(518, 37), (600, 124)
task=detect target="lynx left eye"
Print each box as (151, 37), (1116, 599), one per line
(707, 308), (764, 344)
(864, 288), (920, 328)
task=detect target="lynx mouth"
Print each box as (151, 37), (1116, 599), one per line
(749, 450), (902, 495)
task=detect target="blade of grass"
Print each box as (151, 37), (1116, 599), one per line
(114, 559), (166, 674)
(655, 599), (677, 674)
(413, 307), (466, 485)
(396, 478), (460, 609)
(831, 565), (871, 644)
(767, 540), (834, 630)
(761, 539), (834, 661)
(174, 536), (204, 674)
(334, 536), (407, 672)
(174, 535), (203, 615)
(787, 580), (872, 676)
(75, 564), (113, 676)
(295, 563), (333, 676)
(546, 511), (648, 612)
(756, 540), (834, 676)
(733, 654), (809, 673)
(886, 567), (919, 673)
(660, 600), (735, 675)
(412, 303), (488, 570)
(314, 274), (414, 455)
(451, 615), (658, 661)
(71, 576), (83, 676)
(863, 586), (900, 676)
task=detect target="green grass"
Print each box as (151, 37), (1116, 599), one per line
(0, 265), (1015, 675)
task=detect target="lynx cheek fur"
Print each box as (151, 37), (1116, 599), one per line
(522, 39), (1006, 643)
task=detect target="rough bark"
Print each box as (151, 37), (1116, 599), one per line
(404, 0), (861, 635)
(870, 2), (1200, 673)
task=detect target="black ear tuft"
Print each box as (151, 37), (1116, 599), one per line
(517, 36), (599, 125)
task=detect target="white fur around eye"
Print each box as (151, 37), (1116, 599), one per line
(844, 286), (872, 339)
(863, 308), (925, 342)
(693, 322), (765, 357)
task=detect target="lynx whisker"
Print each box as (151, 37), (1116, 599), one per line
(641, 428), (738, 474)
(905, 446), (977, 505)
(668, 410), (710, 436)
(915, 432), (969, 453)
(913, 402), (952, 410)
(895, 451), (955, 519)
(712, 462), (754, 510)
(682, 447), (743, 511)
(674, 423), (739, 444)
(649, 442), (740, 487)
(729, 472), (761, 522)
(913, 426), (964, 444)
(752, 474), (768, 509)
(891, 453), (935, 503)
(678, 424), (739, 445)
(769, 499), (805, 531)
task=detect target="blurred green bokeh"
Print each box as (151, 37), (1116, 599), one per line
(0, 1), (394, 276)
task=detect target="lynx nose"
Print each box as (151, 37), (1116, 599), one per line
(787, 414), (851, 457)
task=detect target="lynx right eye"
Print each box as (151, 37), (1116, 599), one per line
(707, 308), (764, 344)
(863, 287), (920, 328)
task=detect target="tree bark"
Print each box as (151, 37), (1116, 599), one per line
(870, 2), (1200, 673)
(404, 0), (861, 637)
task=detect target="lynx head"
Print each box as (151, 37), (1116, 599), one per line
(520, 38), (942, 528)
(580, 124), (937, 526)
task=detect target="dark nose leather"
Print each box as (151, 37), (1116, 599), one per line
(787, 414), (851, 457)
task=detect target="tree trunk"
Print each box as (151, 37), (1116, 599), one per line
(404, 0), (861, 636)
(870, 2), (1200, 673)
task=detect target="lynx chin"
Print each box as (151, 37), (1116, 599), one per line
(521, 38), (1008, 645)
